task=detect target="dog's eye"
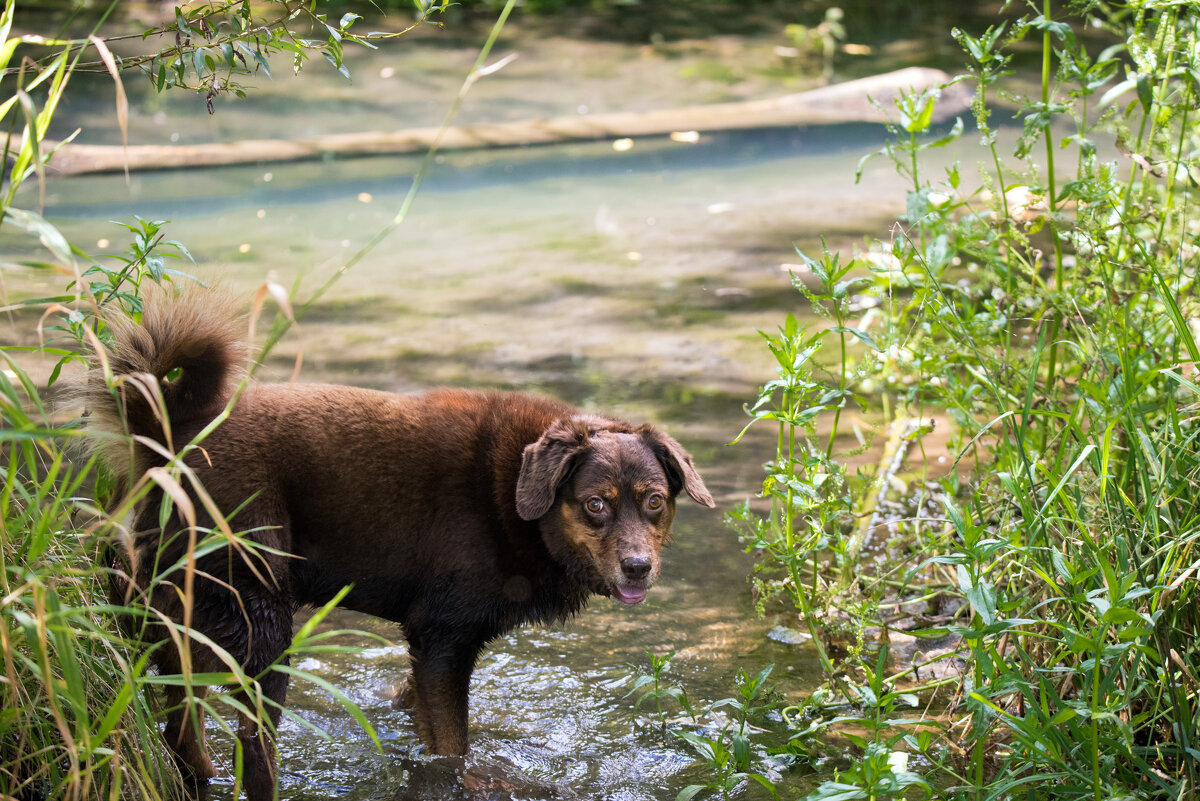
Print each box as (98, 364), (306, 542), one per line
(646, 493), (664, 511)
(585, 497), (605, 515)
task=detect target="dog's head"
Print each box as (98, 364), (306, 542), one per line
(515, 416), (714, 604)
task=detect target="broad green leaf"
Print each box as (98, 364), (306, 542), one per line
(965, 578), (997, 625)
(800, 781), (868, 801)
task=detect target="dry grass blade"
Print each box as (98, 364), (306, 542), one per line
(14, 88), (47, 210)
(470, 51), (518, 83)
(145, 466), (198, 660)
(249, 279), (303, 380)
(123, 373), (173, 454)
(29, 588), (81, 799)
(248, 279), (294, 343)
(144, 466), (196, 531)
(87, 35), (128, 181)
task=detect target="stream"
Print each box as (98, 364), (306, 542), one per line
(0, 10), (984, 799)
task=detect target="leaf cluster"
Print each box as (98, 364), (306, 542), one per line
(671, 665), (780, 801)
(727, 0), (1200, 798)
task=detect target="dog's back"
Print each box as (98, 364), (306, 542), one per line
(201, 382), (586, 623)
(88, 289), (590, 624)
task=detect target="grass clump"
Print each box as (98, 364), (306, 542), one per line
(0, 2), (431, 796)
(2, 256), (200, 798)
(0, 389), (183, 799)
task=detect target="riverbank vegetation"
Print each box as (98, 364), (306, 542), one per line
(663, 0), (1200, 799)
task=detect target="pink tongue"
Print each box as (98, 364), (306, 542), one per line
(611, 584), (647, 605)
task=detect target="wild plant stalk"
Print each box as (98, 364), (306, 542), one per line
(824, 292), (849, 461)
(1040, 0), (1067, 394)
(734, 2), (1200, 800)
(626, 651), (693, 737)
(729, 243), (880, 683)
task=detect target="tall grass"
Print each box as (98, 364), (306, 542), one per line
(0, 2), (448, 797)
(728, 1), (1200, 799)
(0, 377), (184, 799)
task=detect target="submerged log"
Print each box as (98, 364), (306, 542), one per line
(46, 67), (968, 175)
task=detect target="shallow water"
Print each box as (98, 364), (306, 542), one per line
(4, 116), (948, 801)
(0, 18), (980, 800)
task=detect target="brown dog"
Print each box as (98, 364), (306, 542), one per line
(86, 290), (714, 800)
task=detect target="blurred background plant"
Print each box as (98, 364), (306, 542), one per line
(780, 7), (846, 84)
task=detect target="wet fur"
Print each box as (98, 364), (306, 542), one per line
(85, 289), (714, 800)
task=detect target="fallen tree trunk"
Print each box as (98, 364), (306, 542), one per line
(46, 67), (968, 175)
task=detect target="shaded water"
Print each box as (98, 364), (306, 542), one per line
(0, 20), (977, 801)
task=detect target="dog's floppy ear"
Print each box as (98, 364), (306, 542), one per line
(516, 418), (593, 521)
(638, 425), (715, 508)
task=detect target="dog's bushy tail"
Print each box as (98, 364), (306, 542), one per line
(83, 286), (248, 484)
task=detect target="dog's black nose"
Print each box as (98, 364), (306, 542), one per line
(620, 555), (652, 580)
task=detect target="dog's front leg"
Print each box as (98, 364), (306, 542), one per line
(407, 636), (480, 755)
(391, 671), (417, 710)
